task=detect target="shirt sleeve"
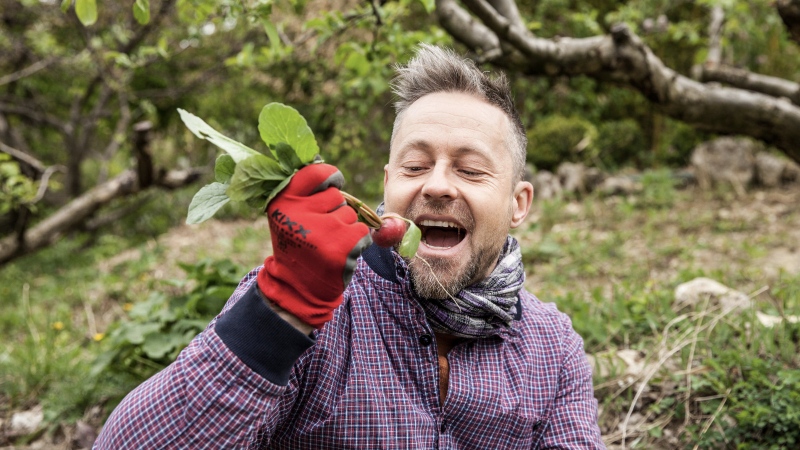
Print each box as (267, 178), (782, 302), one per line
(94, 269), (314, 449)
(539, 319), (606, 449)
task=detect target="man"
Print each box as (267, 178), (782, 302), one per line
(95, 44), (604, 449)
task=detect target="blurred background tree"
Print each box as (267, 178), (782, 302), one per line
(3, 0), (800, 264)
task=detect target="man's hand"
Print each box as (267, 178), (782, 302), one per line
(257, 163), (371, 329)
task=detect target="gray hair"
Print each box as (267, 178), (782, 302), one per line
(390, 44), (527, 183)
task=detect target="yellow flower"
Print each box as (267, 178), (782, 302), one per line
(52, 321), (64, 331)
(93, 333), (105, 341)
(123, 302), (133, 312)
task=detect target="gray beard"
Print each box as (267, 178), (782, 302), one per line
(408, 236), (505, 300)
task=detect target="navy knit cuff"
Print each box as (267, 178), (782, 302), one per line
(216, 283), (315, 386)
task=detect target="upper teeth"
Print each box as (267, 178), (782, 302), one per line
(419, 220), (459, 228)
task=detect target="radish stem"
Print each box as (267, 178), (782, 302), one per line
(341, 191), (382, 228)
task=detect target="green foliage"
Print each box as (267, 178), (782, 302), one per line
(0, 154), (39, 215)
(91, 259), (244, 383)
(182, 102), (319, 224)
(595, 120), (647, 169)
(639, 168), (677, 209)
(527, 115), (598, 171)
(688, 352), (800, 449)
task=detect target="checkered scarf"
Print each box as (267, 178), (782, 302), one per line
(410, 235), (524, 338)
(374, 203), (524, 338)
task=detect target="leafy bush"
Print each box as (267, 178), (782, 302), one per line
(526, 115), (598, 171)
(595, 119), (647, 168)
(91, 258), (245, 383)
(0, 153), (39, 215)
(692, 353), (800, 449)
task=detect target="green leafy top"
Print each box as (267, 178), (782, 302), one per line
(181, 103), (319, 224)
(180, 101), (420, 258)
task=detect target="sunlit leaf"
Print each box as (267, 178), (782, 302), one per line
(258, 103), (319, 164)
(186, 182), (230, 224)
(75, 0), (97, 26)
(178, 109), (261, 163)
(133, 0), (151, 25)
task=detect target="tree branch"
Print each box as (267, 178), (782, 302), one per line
(437, 0), (800, 165)
(706, 5), (725, 66)
(0, 102), (69, 133)
(487, 0), (526, 31)
(697, 65), (800, 105)
(0, 140), (46, 175)
(0, 166), (203, 266)
(0, 57), (60, 87)
(437, 0), (500, 54)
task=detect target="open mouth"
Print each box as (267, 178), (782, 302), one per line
(418, 219), (468, 249)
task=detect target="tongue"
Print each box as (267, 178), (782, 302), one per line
(425, 228), (461, 248)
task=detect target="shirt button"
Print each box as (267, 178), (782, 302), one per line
(418, 334), (433, 346)
(440, 421), (448, 433)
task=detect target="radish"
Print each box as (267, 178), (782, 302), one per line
(371, 216), (408, 247)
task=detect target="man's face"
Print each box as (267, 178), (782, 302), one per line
(383, 92), (533, 299)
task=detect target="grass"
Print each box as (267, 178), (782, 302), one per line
(1, 177), (799, 448)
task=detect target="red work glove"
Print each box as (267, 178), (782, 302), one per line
(257, 163), (371, 328)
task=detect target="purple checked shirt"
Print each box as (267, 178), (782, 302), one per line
(95, 244), (604, 449)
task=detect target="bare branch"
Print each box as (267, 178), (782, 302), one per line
(0, 57), (60, 87)
(706, 5), (725, 66)
(438, 1), (800, 165)
(31, 165), (67, 203)
(0, 141), (46, 175)
(697, 65), (800, 104)
(97, 91), (132, 183)
(0, 102), (69, 133)
(435, 0), (504, 60)
(0, 166), (203, 266)
(487, 0), (526, 31)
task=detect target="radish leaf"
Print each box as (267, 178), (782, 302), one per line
(274, 142), (303, 173)
(178, 109), (261, 163)
(214, 154), (236, 184)
(258, 103), (318, 164)
(227, 154), (285, 202)
(187, 182), (230, 224)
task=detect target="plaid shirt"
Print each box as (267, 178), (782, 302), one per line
(95, 245), (604, 449)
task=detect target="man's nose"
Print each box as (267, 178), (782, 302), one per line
(421, 164), (457, 200)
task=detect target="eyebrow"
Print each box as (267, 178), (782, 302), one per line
(399, 139), (494, 159)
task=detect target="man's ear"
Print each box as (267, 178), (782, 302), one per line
(510, 181), (533, 229)
(383, 164), (389, 187)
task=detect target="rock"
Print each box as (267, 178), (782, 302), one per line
(755, 311), (800, 328)
(584, 167), (606, 191)
(557, 162), (588, 194)
(754, 152), (786, 187)
(690, 137), (756, 196)
(674, 277), (750, 312)
(8, 404), (44, 437)
(73, 420), (98, 449)
(597, 176), (641, 196)
(532, 170), (562, 200)
(783, 158), (800, 184)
